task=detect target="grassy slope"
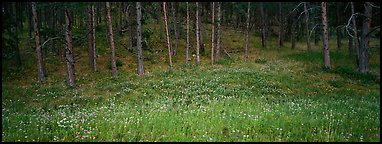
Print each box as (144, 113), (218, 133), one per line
(2, 22), (380, 142)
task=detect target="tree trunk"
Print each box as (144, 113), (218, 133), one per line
(291, 10), (296, 49)
(64, 7), (76, 87)
(260, 2), (266, 48)
(196, 2), (200, 65)
(321, 2), (330, 68)
(336, 2), (342, 50)
(171, 2), (178, 56)
(304, 2), (312, 53)
(32, 2), (45, 82)
(278, 2), (283, 49)
(164, 2), (173, 68)
(12, 3), (22, 67)
(129, 6), (134, 53)
(314, 3), (320, 46)
(87, 5), (94, 69)
(359, 2), (372, 73)
(118, 2), (123, 37)
(245, 2), (250, 61)
(199, 8), (205, 55)
(136, 2), (144, 76)
(186, 2), (190, 65)
(211, 2), (215, 65)
(351, 2), (360, 67)
(106, 2), (118, 77)
(215, 2), (221, 62)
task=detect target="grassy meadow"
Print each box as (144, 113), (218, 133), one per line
(2, 22), (380, 142)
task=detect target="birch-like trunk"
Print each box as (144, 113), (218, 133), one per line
(164, 2), (173, 68)
(186, 2), (190, 64)
(196, 2), (200, 65)
(106, 2), (118, 77)
(211, 2), (215, 64)
(245, 2), (250, 61)
(136, 2), (144, 75)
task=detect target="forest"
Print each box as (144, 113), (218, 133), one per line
(2, 2), (380, 142)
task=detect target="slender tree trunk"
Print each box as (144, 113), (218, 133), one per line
(64, 7), (76, 87)
(92, 5), (97, 71)
(291, 10), (296, 49)
(336, 2), (342, 50)
(87, 5), (94, 69)
(211, 2), (215, 65)
(199, 8), (205, 55)
(348, 34), (353, 56)
(215, 2), (221, 62)
(278, 2), (283, 49)
(196, 2), (200, 65)
(260, 2), (266, 48)
(129, 6), (134, 53)
(314, 3), (320, 46)
(164, 2), (173, 68)
(136, 2), (144, 75)
(351, 2), (360, 67)
(304, 2), (312, 53)
(321, 2), (330, 68)
(106, 2), (118, 77)
(359, 2), (372, 73)
(32, 2), (45, 82)
(12, 3), (22, 67)
(171, 2), (178, 56)
(366, 2), (372, 49)
(159, 2), (163, 41)
(118, 2), (123, 37)
(186, 2), (190, 65)
(245, 2), (250, 61)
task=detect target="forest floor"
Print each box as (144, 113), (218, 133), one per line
(2, 23), (380, 142)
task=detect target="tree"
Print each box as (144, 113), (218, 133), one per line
(358, 2), (373, 73)
(336, 2), (342, 50)
(87, 4), (97, 71)
(171, 2), (178, 56)
(11, 3), (22, 67)
(304, 2), (312, 53)
(31, 2), (45, 82)
(106, 2), (118, 77)
(136, 2), (144, 75)
(186, 2), (190, 65)
(278, 2), (283, 49)
(196, 2), (201, 65)
(260, 2), (266, 48)
(321, 2), (330, 68)
(291, 9), (297, 49)
(350, 2), (360, 66)
(245, 2), (250, 61)
(199, 6), (205, 55)
(211, 2), (215, 65)
(64, 7), (76, 87)
(164, 2), (173, 68)
(215, 2), (221, 62)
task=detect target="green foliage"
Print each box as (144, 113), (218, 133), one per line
(255, 58), (267, 64)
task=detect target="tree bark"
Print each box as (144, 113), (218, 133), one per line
(304, 2), (312, 53)
(291, 10), (296, 49)
(171, 2), (178, 56)
(199, 8), (205, 55)
(136, 2), (144, 75)
(211, 2), (215, 65)
(64, 7), (76, 87)
(245, 2), (250, 61)
(186, 2), (190, 65)
(215, 2), (221, 62)
(321, 2), (330, 68)
(196, 2), (200, 65)
(32, 2), (45, 82)
(278, 2), (283, 49)
(106, 2), (118, 77)
(260, 2), (266, 48)
(351, 2), (360, 67)
(12, 3), (22, 67)
(87, 5), (94, 69)
(336, 2), (342, 50)
(164, 2), (173, 68)
(359, 2), (372, 73)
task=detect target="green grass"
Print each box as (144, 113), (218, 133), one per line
(2, 22), (380, 142)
